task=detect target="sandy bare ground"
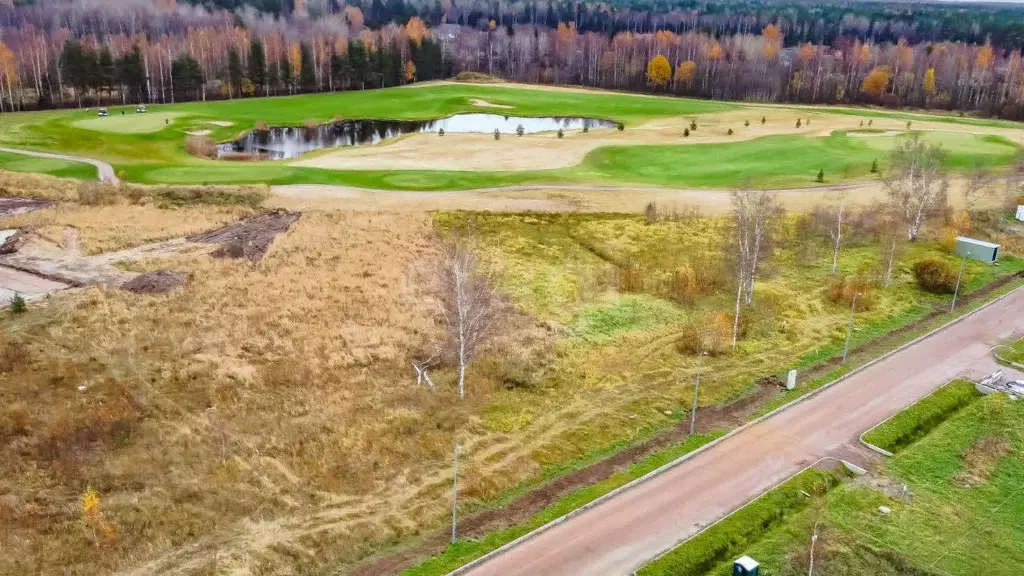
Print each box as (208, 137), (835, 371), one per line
(469, 98), (512, 109)
(461, 287), (1024, 576)
(0, 265), (68, 305)
(271, 178), (994, 214)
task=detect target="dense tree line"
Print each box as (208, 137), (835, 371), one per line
(2, 0), (1024, 120)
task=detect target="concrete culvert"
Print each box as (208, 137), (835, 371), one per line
(121, 270), (185, 294)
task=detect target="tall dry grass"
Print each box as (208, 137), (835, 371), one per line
(0, 209), (551, 575)
(0, 203), (253, 254)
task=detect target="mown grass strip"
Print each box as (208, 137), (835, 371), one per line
(401, 431), (725, 576)
(637, 468), (839, 576)
(862, 379), (979, 454)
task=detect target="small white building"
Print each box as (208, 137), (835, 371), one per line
(1015, 205), (1024, 222)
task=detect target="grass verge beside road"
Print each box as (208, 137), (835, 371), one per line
(862, 379), (979, 453)
(637, 468), (839, 576)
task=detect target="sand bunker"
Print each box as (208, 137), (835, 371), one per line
(187, 129), (212, 136)
(187, 209), (301, 261)
(469, 98), (512, 109)
(847, 130), (902, 137)
(207, 120), (234, 127)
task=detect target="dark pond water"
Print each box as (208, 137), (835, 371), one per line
(216, 113), (621, 160)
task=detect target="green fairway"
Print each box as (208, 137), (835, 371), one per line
(0, 83), (1021, 189)
(0, 150), (97, 179)
(576, 130), (1021, 188)
(72, 112), (183, 134)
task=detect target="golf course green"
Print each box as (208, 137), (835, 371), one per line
(0, 82), (1020, 190)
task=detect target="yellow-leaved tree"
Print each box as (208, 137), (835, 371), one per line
(647, 54), (671, 89)
(674, 60), (696, 86)
(861, 65), (893, 98)
(923, 67), (937, 97)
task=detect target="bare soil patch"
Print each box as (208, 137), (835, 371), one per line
(0, 197), (52, 218)
(0, 226), (33, 254)
(954, 436), (1014, 488)
(121, 270), (186, 294)
(187, 209), (301, 261)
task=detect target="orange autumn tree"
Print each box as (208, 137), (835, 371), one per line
(647, 54), (671, 88)
(674, 60), (696, 85)
(923, 67), (937, 97)
(762, 24), (782, 60)
(862, 65), (892, 98)
(405, 60), (416, 82)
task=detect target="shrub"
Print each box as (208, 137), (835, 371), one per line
(912, 258), (958, 293)
(438, 128), (445, 136)
(675, 311), (733, 356)
(644, 201), (658, 224)
(868, 119), (873, 126)
(9, 293), (26, 314)
(761, 116), (766, 124)
(826, 275), (876, 310)
(744, 119), (750, 127)
(254, 121), (269, 131)
(906, 120), (912, 129)
(185, 134), (218, 159)
(689, 120), (697, 131)
(862, 380), (978, 452)
(618, 262), (644, 293)
(726, 128), (733, 135)
(493, 128), (500, 140)
(582, 124), (589, 133)
(77, 182), (119, 206)
(860, 120), (864, 127)
(796, 118), (802, 128)
(557, 128), (564, 138)
(816, 169), (824, 183)
(617, 124), (625, 131)
(683, 127), (690, 137)
(870, 158), (878, 173)
(147, 185), (268, 208)
(516, 123), (525, 136)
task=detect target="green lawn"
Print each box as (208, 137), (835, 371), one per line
(0, 150), (97, 179)
(689, 391), (1024, 576)
(0, 83), (1021, 189)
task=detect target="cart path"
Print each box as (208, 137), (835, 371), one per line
(0, 146), (118, 183)
(461, 287), (1024, 576)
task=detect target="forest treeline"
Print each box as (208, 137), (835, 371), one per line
(2, 0), (1024, 119)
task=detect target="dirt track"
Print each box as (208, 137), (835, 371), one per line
(460, 286), (1024, 576)
(270, 180), (936, 214)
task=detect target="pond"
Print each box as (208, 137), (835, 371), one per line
(216, 113), (621, 160)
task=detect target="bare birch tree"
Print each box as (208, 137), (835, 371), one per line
(824, 192), (847, 274)
(883, 134), (949, 241)
(877, 209), (904, 287)
(963, 164), (994, 214)
(729, 188), (781, 348)
(432, 232), (503, 399)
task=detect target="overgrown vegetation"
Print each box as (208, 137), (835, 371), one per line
(862, 379), (979, 453)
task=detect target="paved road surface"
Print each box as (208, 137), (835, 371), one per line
(0, 146), (118, 183)
(463, 287), (1024, 576)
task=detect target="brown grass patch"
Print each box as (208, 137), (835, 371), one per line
(954, 436), (1014, 488)
(1, 204), (253, 254)
(185, 134), (218, 159)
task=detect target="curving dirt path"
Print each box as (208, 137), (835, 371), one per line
(0, 146), (119, 183)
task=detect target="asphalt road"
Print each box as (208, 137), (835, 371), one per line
(462, 286), (1024, 576)
(0, 146), (119, 183)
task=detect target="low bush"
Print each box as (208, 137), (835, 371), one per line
(675, 311), (733, 356)
(618, 262), (644, 293)
(77, 181), (119, 206)
(185, 134), (218, 159)
(147, 184), (268, 208)
(638, 468), (838, 576)
(826, 275), (876, 310)
(9, 293), (26, 314)
(912, 258), (958, 293)
(862, 379), (978, 452)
